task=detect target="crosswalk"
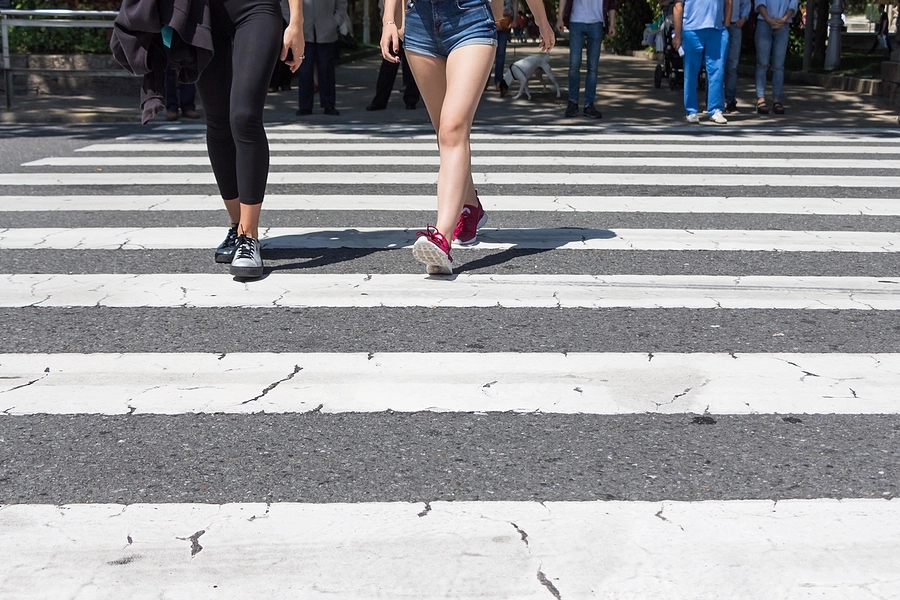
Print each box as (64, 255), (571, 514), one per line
(1, 123), (899, 598)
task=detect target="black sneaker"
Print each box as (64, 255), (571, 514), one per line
(229, 234), (264, 278)
(564, 101), (578, 118)
(214, 224), (239, 264)
(323, 107), (340, 116)
(583, 103), (602, 119)
(724, 101), (738, 114)
(295, 108), (312, 116)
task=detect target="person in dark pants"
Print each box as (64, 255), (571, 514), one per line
(296, 0), (349, 116)
(195, 0), (305, 278)
(165, 66), (200, 120)
(366, 43), (420, 110)
(494, 5), (513, 94)
(367, 0), (419, 110)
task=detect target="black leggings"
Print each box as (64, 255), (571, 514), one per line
(195, 0), (282, 206)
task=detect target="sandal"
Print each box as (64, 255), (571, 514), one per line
(756, 99), (769, 114)
(772, 101), (785, 115)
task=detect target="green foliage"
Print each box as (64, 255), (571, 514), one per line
(7, 1), (119, 54)
(605, 0), (656, 55)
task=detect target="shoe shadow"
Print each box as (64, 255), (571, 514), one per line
(453, 227), (618, 274)
(255, 227), (618, 274)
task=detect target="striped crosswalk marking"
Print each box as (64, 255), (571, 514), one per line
(2, 227), (898, 252)
(1, 352), (897, 415)
(3, 194), (899, 214)
(2, 500), (897, 599)
(2, 123), (899, 597)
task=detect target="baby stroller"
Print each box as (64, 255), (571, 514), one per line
(653, 9), (706, 91)
(653, 15), (682, 90)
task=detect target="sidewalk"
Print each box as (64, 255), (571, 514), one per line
(2, 46), (899, 127)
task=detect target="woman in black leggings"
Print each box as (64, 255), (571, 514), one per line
(197, 0), (305, 278)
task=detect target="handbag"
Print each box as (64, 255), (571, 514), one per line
(562, 0), (573, 28)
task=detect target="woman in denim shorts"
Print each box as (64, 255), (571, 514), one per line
(380, 0), (554, 275)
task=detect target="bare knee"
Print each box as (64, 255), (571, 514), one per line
(437, 121), (470, 149)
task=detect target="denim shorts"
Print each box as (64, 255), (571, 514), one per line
(403, 0), (497, 59)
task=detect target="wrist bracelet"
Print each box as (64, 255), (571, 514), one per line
(384, 21), (395, 25)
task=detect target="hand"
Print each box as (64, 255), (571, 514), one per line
(538, 21), (556, 52)
(607, 23), (616, 36)
(672, 32), (681, 51)
(556, 18), (565, 33)
(735, 17), (746, 28)
(282, 23), (305, 72)
(380, 24), (401, 63)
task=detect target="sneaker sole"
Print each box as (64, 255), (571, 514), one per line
(229, 263), (264, 278)
(413, 237), (452, 275)
(214, 251), (234, 264)
(455, 212), (489, 247)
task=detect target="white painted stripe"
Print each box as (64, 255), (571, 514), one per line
(2, 172), (894, 187)
(24, 155), (900, 169)
(4, 194), (900, 215)
(2, 227), (897, 253)
(3, 274), (898, 309)
(1, 500), (897, 600)
(76, 141), (900, 154)
(1, 353), (896, 415)
(122, 126), (900, 141)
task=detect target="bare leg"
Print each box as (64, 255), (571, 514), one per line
(223, 198), (241, 225)
(406, 45), (495, 239)
(239, 203), (262, 239)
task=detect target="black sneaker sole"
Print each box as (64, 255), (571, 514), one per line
(229, 265), (264, 278)
(214, 251), (234, 264)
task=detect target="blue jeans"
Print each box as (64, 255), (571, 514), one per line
(494, 29), (510, 84)
(567, 20), (603, 106)
(682, 27), (727, 115)
(404, 0), (497, 59)
(724, 24), (742, 104)
(755, 18), (790, 99)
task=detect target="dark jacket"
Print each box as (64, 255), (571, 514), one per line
(110, 0), (214, 124)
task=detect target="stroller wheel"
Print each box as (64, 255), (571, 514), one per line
(654, 65), (663, 89)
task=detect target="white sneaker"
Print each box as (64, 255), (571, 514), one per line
(229, 235), (264, 278)
(686, 113), (700, 124)
(710, 110), (728, 125)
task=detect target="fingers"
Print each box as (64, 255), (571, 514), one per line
(380, 32), (401, 63)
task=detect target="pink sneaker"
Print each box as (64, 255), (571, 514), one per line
(413, 226), (453, 275)
(452, 196), (488, 246)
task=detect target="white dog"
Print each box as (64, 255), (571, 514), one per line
(501, 54), (561, 101)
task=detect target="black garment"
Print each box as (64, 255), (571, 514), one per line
(368, 42), (420, 110)
(269, 18), (294, 90)
(297, 40), (338, 111)
(110, 0), (213, 123)
(195, 0), (282, 206)
(165, 67), (197, 112)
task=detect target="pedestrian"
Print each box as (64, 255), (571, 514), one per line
(494, 4), (514, 95)
(672, 0), (731, 124)
(197, 0), (305, 278)
(366, 0), (420, 111)
(868, 5), (892, 55)
(557, 0), (616, 119)
(723, 0), (750, 114)
(380, 0), (554, 275)
(753, 0), (796, 115)
(296, 0), (350, 116)
(515, 11), (527, 43)
(164, 65), (201, 121)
